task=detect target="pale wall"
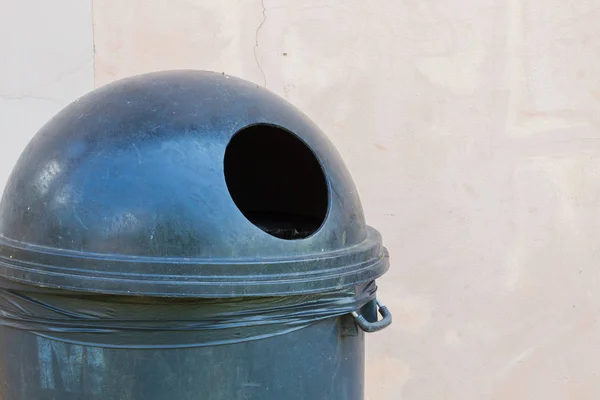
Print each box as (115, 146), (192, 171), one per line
(3, 0), (600, 398)
(0, 0), (94, 191)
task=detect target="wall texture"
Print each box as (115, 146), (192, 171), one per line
(3, 0), (600, 398)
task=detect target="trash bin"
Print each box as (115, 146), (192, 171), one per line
(0, 70), (391, 400)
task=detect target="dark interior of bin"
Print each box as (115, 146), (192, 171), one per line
(224, 124), (329, 240)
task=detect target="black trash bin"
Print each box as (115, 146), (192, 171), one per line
(0, 70), (391, 400)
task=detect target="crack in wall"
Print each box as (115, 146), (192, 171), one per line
(254, 0), (267, 87)
(0, 94), (62, 105)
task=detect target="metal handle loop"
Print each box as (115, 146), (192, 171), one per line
(351, 299), (392, 333)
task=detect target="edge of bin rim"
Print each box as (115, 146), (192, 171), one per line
(0, 227), (389, 297)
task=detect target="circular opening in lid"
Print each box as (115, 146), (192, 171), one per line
(224, 124), (329, 240)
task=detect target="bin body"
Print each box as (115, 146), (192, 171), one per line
(0, 317), (363, 400)
(0, 70), (389, 400)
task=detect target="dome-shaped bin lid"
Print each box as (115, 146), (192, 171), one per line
(0, 70), (389, 297)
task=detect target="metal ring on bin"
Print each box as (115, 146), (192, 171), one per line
(351, 299), (392, 333)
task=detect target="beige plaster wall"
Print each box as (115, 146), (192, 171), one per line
(2, 0), (600, 398)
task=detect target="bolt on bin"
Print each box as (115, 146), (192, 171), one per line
(0, 70), (391, 400)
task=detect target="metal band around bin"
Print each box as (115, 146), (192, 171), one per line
(0, 228), (388, 297)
